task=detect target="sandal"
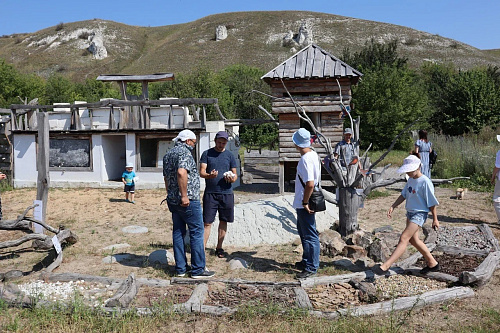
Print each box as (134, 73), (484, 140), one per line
(215, 248), (227, 258)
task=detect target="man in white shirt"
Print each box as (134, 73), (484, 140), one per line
(292, 128), (321, 279)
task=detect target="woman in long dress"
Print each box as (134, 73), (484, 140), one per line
(414, 130), (432, 179)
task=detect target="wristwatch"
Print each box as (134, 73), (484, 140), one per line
(302, 202), (308, 205)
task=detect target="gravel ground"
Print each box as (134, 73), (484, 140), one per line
(437, 226), (491, 251)
(374, 274), (448, 300)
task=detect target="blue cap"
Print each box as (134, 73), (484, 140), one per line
(215, 131), (229, 140)
(292, 128), (311, 148)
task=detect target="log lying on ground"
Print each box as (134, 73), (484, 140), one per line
(0, 284), (33, 308)
(460, 251), (500, 286)
(321, 287), (473, 318)
(406, 266), (459, 283)
(45, 251), (63, 273)
(294, 287), (313, 309)
(172, 277), (300, 286)
(32, 229), (79, 250)
(0, 234), (48, 249)
(434, 245), (491, 257)
(478, 224), (500, 251)
(105, 273), (139, 308)
(185, 283), (208, 312)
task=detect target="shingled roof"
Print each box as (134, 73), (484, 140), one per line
(261, 44), (362, 82)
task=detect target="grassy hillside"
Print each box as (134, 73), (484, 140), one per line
(1, 11), (499, 82)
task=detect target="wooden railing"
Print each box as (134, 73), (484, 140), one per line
(9, 98), (219, 131)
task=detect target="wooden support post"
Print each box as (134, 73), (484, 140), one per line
(36, 113), (50, 224)
(279, 161), (285, 194)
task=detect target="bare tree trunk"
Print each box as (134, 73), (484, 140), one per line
(338, 187), (361, 236)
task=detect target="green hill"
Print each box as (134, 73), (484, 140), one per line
(1, 11), (499, 82)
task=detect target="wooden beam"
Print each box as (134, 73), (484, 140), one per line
(36, 113), (50, 224)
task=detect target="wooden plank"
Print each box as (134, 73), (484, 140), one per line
(312, 48), (325, 77)
(324, 56), (335, 77)
(271, 85), (351, 94)
(36, 113), (50, 224)
(284, 55), (297, 78)
(272, 105), (343, 113)
(273, 97), (351, 107)
(305, 46), (315, 78)
(296, 50), (306, 78)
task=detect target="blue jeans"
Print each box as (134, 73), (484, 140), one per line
(168, 200), (206, 276)
(296, 208), (320, 273)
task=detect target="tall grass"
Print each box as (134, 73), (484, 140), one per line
(430, 128), (498, 191)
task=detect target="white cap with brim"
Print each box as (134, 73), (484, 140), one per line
(397, 155), (422, 173)
(126, 165), (133, 168)
(292, 128), (311, 148)
(173, 129), (196, 142)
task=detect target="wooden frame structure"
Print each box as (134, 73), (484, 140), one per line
(261, 44), (362, 193)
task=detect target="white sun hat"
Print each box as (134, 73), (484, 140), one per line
(397, 155), (422, 173)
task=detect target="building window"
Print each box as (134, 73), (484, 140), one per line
(299, 112), (321, 133)
(137, 135), (176, 171)
(49, 136), (91, 170)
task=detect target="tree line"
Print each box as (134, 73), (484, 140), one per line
(1, 40), (499, 149)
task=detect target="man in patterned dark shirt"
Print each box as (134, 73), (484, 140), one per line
(163, 129), (215, 279)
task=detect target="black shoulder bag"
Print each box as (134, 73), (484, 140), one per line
(297, 174), (326, 212)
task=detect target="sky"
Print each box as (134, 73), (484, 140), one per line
(1, 0), (499, 50)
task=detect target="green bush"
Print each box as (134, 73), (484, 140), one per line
(430, 129), (498, 191)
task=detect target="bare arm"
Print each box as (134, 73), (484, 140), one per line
(492, 167), (500, 184)
(302, 180), (315, 214)
(387, 195), (406, 218)
(429, 205), (439, 230)
(200, 163), (218, 179)
(177, 168), (189, 206)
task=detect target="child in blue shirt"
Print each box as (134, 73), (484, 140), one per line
(122, 165), (136, 203)
(373, 155), (440, 275)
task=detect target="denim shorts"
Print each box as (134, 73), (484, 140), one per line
(406, 211), (428, 227)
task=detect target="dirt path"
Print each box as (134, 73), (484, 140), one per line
(0, 185), (499, 330)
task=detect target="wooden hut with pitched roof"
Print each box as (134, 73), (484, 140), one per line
(261, 44), (363, 193)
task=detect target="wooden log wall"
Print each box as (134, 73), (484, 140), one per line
(0, 117), (11, 173)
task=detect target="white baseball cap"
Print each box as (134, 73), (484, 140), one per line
(173, 129), (196, 142)
(397, 155), (422, 173)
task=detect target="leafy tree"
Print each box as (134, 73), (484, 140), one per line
(44, 74), (75, 104)
(74, 79), (120, 102)
(431, 67), (500, 135)
(341, 38), (408, 72)
(351, 65), (430, 150)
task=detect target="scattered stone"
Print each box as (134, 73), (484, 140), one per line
(319, 229), (345, 257)
(101, 243), (131, 252)
(148, 250), (174, 267)
(368, 239), (389, 262)
(122, 225), (148, 234)
(292, 237), (302, 246)
(347, 229), (373, 248)
(229, 258), (248, 270)
(4, 270), (23, 281)
(342, 245), (367, 260)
